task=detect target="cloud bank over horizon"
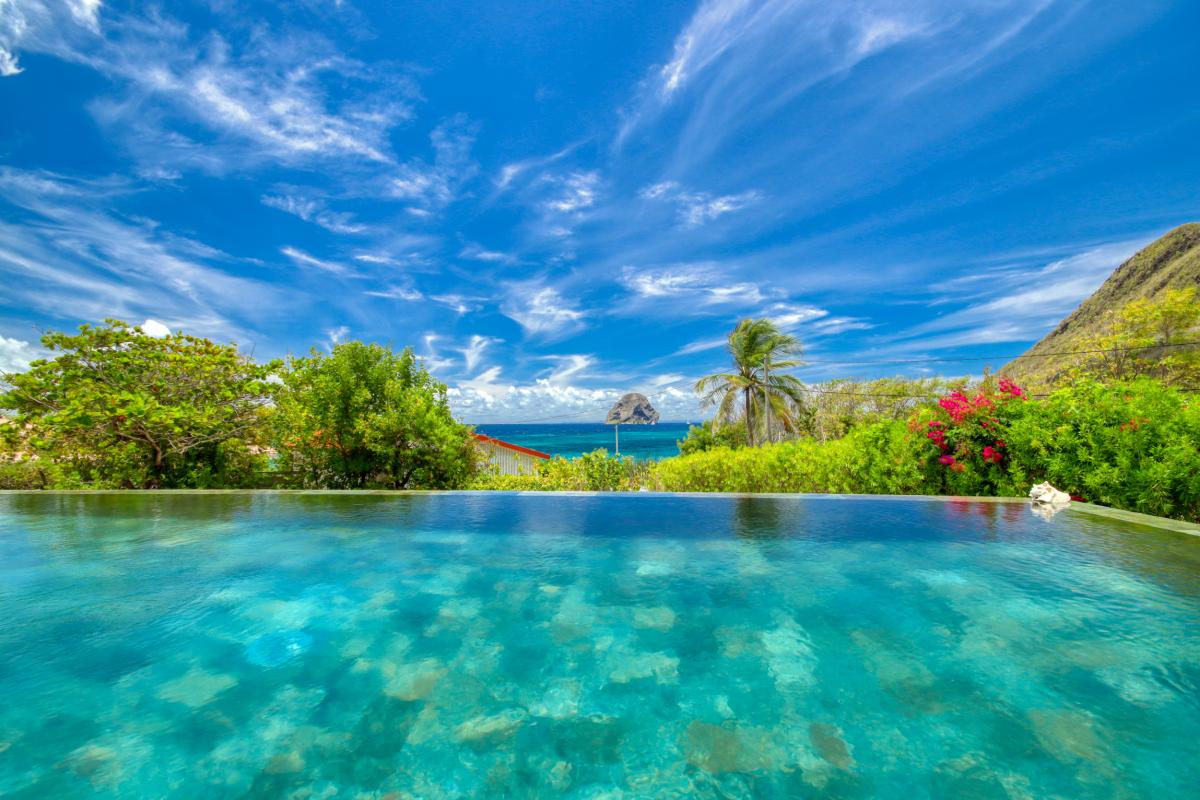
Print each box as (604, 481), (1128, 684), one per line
(1, 0), (1196, 421)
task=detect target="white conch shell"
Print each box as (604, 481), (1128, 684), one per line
(1029, 482), (1071, 506)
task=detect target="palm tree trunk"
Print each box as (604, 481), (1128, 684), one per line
(744, 387), (753, 447)
(763, 362), (772, 444)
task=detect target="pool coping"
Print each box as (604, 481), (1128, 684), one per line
(3, 490), (1197, 537)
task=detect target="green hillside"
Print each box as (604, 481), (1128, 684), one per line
(1004, 222), (1200, 386)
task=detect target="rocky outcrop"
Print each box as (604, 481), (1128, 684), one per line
(606, 393), (660, 424)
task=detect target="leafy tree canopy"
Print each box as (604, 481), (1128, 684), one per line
(1079, 287), (1200, 387)
(695, 318), (807, 446)
(1, 319), (278, 487)
(272, 341), (477, 489)
(677, 419), (749, 455)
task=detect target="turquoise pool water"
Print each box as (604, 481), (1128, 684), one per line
(0, 493), (1197, 798)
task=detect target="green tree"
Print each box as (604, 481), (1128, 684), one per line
(0, 319), (277, 487)
(805, 376), (964, 442)
(1081, 288), (1200, 387)
(676, 419), (748, 455)
(272, 341), (477, 489)
(694, 318), (807, 446)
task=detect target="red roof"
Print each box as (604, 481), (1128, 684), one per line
(471, 433), (550, 460)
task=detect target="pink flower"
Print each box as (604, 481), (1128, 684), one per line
(998, 378), (1025, 398)
(938, 455), (956, 466)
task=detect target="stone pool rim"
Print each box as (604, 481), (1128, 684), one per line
(2, 490), (1197, 537)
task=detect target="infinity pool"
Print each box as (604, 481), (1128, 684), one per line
(0, 493), (1197, 798)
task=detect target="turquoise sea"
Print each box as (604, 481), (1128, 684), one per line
(473, 422), (693, 460)
(1, 492), (1198, 798)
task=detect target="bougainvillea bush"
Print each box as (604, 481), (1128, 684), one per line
(917, 376), (1200, 521)
(914, 378), (1028, 497)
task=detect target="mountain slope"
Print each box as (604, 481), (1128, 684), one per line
(1004, 223), (1200, 386)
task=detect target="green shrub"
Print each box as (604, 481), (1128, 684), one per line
(677, 420), (748, 455)
(997, 378), (1200, 520)
(468, 448), (649, 491)
(651, 421), (928, 494)
(271, 341), (478, 489)
(0, 459), (84, 489)
(467, 473), (551, 491)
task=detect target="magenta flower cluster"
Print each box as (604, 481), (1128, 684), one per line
(924, 379), (1025, 472)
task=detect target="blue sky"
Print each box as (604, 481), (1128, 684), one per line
(1, 0), (1197, 422)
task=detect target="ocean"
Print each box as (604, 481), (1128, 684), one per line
(473, 422), (693, 460)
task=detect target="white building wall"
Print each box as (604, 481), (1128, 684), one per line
(477, 441), (545, 476)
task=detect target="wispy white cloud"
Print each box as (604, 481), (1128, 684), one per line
(501, 284), (586, 338)
(459, 242), (515, 264)
(640, 181), (760, 226)
(390, 115), (480, 212)
(762, 301), (828, 329)
(67, 0), (102, 31)
(326, 325), (350, 347)
(459, 334), (500, 372)
(428, 293), (483, 315)
(492, 140), (586, 194)
(621, 263), (767, 307)
(540, 354), (595, 385)
(280, 246), (351, 275)
(616, 0), (1067, 210)
(626, 0), (941, 140)
(891, 237), (1148, 348)
(810, 316), (875, 335)
(365, 284), (423, 302)
(674, 337), (727, 356)
(4, 3), (417, 175)
(418, 332), (457, 373)
(0, 167), (284, 342)
(262, 193), (366, 234)
(545, 171), (600, 214)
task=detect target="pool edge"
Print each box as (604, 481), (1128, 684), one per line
(2, 489), (1197, 536)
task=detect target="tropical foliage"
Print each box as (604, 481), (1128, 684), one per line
(695, 318), (807, 446)
(803, 376), (964, 442)
(1075, 287), (1200, 387)
(998, 378), (1200, 520)
(272, 342), (477, 489)
(470, 449), (648, 492)
(0, 320), (276, 488)
(661, 377), (1200, 522)
(913, 377), (1028, 497)
(676, 419), (749, 455)
(654, 421), (927, 495)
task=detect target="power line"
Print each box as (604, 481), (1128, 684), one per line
(795, 338), (1200, 367)
(800, 386), (1049, 400)
(476, 408), (603, 425)
(469, 338), (1199, 423)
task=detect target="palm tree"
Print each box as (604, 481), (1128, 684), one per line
(695, 318), (807, 446)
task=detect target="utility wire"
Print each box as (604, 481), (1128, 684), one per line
(472, 338), (1199, 423)
(795, 338), (1200, 366)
